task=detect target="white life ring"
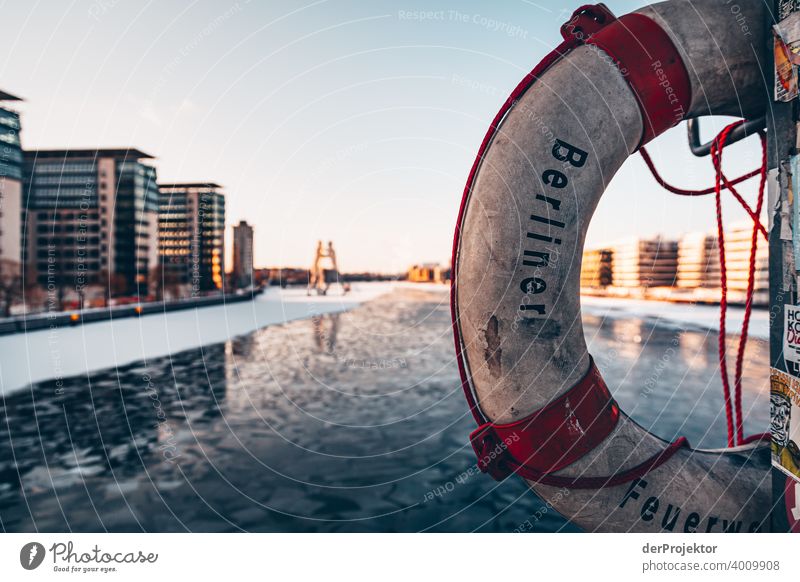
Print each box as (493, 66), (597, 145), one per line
(452, 0), (770, 533)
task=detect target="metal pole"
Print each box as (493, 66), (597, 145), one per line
(769, 0), (800, 533)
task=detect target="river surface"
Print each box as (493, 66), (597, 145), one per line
(0, 288), (770, 532)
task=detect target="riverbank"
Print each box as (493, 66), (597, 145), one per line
(0, 291), (262, 336)
(0, 282), (394, 394)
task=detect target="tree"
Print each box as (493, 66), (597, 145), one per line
(23, 276), (44, 312)
(150, 264), (164, 302)
(0, 259), (23, 317)
(97, 270), (129, 305)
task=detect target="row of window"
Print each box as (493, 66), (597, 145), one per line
(0, 110), (20, 130)
(0, 147), (22, 162)
(37, 247), (102, 258)
(0, 161), (22, 180)
(37, 223), (104, 233)
(30, 162), (97, 174)
(118, 162), (154, 175)
(36, 261), (102, 272)
(36, 236), (101, 246)
(33, 190), (97, 205)
(0, 131), (20, 146)
(33, 174), (97, 185)
(36, 211), (100, 220)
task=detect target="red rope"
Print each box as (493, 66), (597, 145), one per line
(639, 143), (767, 240)
(639, 121), (768, 447)
(711, 124), (736, 447)
(723, 127), (767, 445)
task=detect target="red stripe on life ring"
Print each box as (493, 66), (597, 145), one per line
(470, 359), (619, 480)
(587, 13), (691, 146)
(469, 359), (696, 488)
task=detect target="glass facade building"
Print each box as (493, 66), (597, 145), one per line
(158, 183), (225, 294)
(115, 161), (159, 291)
(23, 149), (159, 296)
(0, 106), (22, 181)
(0, 90), (23, 274)
(232, 220), (254, 289)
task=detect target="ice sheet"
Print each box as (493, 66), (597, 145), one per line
(0, 283), (396, 395)
(579, 295), (769, 340)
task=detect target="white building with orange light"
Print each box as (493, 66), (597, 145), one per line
(158, 183), (225, 295)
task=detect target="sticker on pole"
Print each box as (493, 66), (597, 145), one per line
(771, 368), (800, 482)
(785, 305), (800, 375)
(784, 475), (800, 532)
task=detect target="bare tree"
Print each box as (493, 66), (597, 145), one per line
(97, 270), (129, 305)
(150, 264), (164, 302)
(0, 259), (23, 318)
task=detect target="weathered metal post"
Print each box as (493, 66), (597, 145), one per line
(770, 0), (800, 533)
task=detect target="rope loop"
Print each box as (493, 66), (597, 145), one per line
(639, 121), (767, 447)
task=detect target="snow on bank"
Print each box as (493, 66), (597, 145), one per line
(580, 295), (769, 340)
(0, 282), (396, 395)
(0, 282), (766, 395)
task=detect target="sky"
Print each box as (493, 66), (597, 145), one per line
(1, 0), (767, 273)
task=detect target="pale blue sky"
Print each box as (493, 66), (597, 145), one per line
(1, 0), (764, 272)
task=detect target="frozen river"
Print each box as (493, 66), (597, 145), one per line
(0, 286), (770, 532)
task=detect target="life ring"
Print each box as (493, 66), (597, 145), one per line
(451, 0), (770, 533)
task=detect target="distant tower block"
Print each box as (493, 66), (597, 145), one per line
(232, 220), (254, 289)
(0, 90), (23, 282)
(610, 236), (678, 289)
(677, 232), (719, 289)
(309, 240), (342, 295)
(726, 221), (768, 304)
(580, 248), (613, 288)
